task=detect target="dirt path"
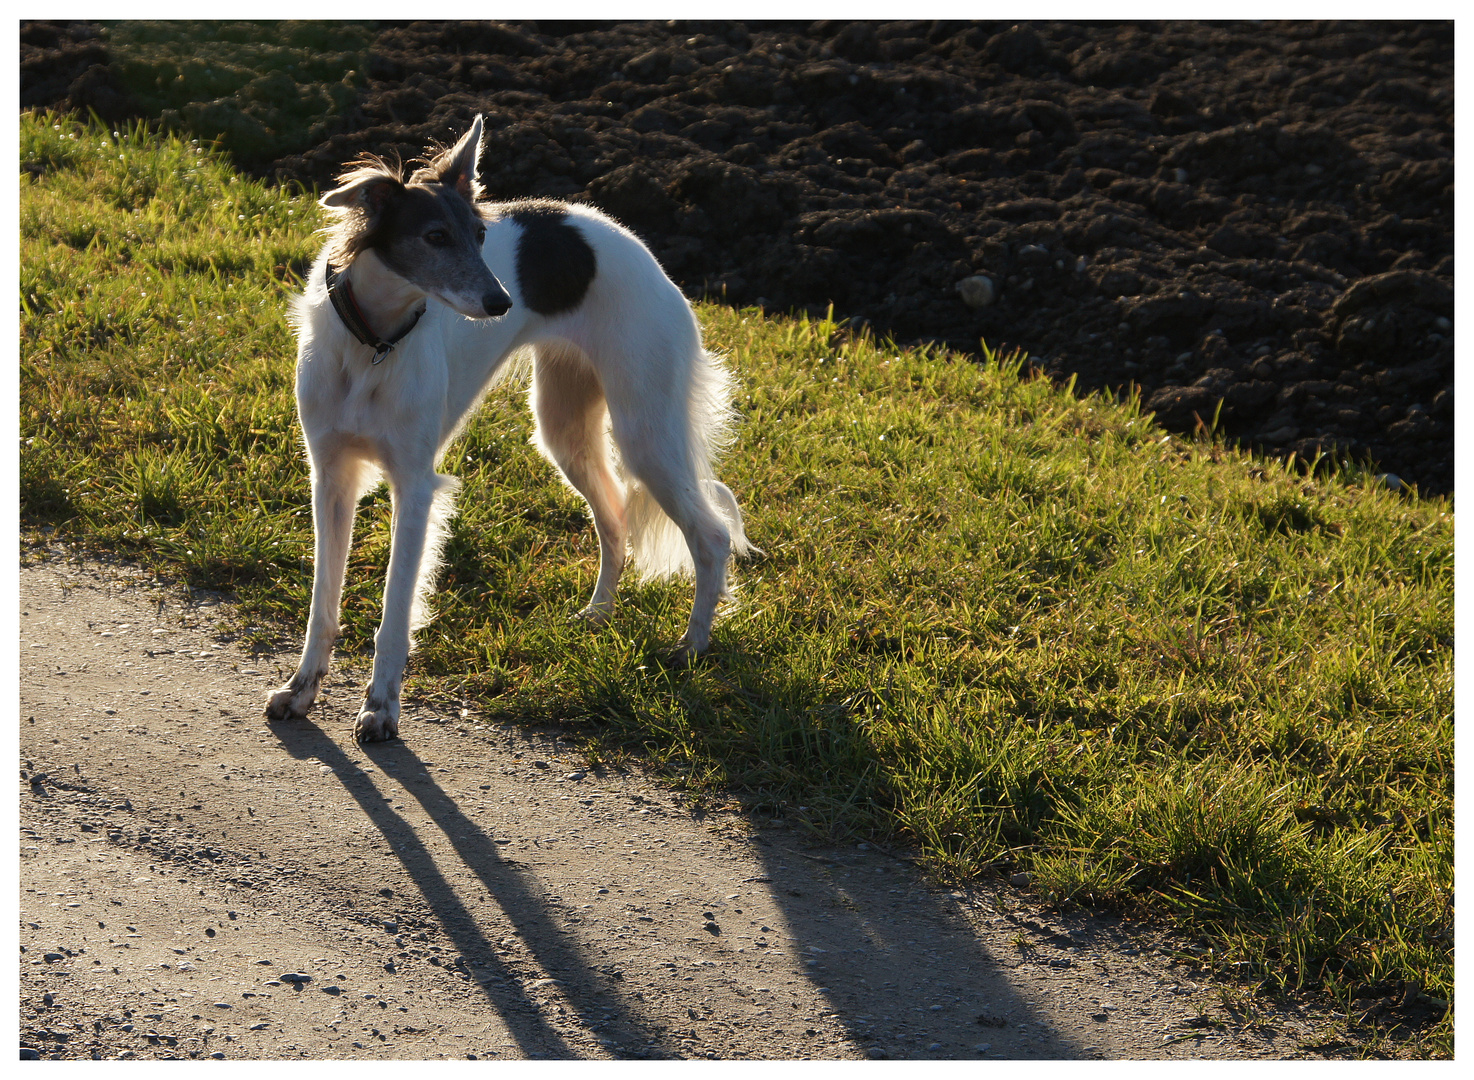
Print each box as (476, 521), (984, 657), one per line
(18, 552), (1338, 1060)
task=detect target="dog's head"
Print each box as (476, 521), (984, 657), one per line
(320, 115), (511, 319)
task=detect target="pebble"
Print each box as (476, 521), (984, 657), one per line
(955, 275), (996, 309)
(43, 952), (65, 963)
(210, 1051), (226, 1059)
(279, 972), (312, 984)
(866, 1046), (888, 1059)
(21, 1047), (40, 1060)
(1009, 873), (1031, 888)
(383, 921), (398, 934)
(566, 770), (586, 781)
(1375, 473), (1405, 491)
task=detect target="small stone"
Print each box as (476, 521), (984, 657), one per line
(566, 770), (586, 781)
(1375, 473), (1405, 491)
(1009, 873), (1031, 888)
(21, 1048), (40, 1060)
(703, 921), (720, 935)
(212, 1002), (232, 1009)
(533, 761), (549, 770)
(1174, 168), (1189, 183)
(383, 921), (398, 934)
(975, 1043), (992, 1053)
(866, 1046), (888, 1059)
(929, 1042), (943, 1051)
(955, 275), (996, 309)
(210, 1051), (225, 1059)
(43, 953), (65, 963)
(279, 972), (311, 984)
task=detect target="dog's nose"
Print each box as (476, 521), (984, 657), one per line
(483, 291), (512, 317)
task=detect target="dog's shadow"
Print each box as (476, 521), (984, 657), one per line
(267, 712), (671, 1059)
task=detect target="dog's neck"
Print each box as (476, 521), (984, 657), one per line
(332, 250), (426, 343)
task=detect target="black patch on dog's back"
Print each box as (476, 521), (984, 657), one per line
(506, 201), (597, 316)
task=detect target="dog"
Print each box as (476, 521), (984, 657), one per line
(265, 114), (753, 742)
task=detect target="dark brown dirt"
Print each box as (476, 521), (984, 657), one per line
(22, 20), (1454, 495)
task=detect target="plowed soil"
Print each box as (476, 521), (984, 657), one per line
(21, 551), (1352, 1060)
(22, 19), (1454, 495)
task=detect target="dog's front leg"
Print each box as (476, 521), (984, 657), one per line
(354, 475), (439, 743)
(266, 454), (366, 722)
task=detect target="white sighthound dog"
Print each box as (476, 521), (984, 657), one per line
(265, 114), (754, 742)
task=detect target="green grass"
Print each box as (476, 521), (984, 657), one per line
(20, 114), (1453, 1055)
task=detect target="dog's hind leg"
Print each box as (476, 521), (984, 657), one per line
(354, 469), (459, 743)
(530, 342), (628, 625)
(266, 451), (374, 722)
(613, 424), (732, 659)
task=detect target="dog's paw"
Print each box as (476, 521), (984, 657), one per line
(662, 636), (706, 668)
(354, 704), (400, 743)
(264, 685), (309, 722)
(570, 604), (613, 627)
(265, 669), (325, 722)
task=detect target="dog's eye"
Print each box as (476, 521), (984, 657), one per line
(426, 230), (450, 246)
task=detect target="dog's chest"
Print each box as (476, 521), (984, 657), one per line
(300, 346), (434, 434)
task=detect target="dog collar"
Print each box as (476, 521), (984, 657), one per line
(324, 262), (425, 365)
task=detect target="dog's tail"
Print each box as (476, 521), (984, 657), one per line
(623, 346), (756, 591)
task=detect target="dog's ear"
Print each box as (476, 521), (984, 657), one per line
(320, 172), (402, 216)
(431, 114), (485, 202)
